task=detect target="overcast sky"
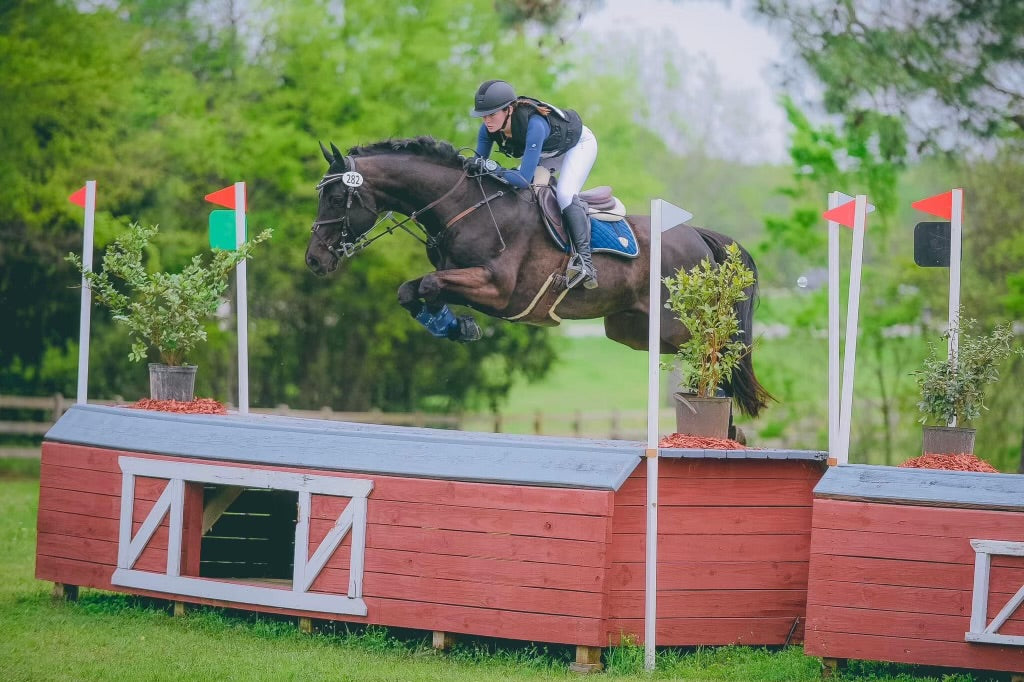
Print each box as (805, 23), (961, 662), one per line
(581, 0), (789, 163)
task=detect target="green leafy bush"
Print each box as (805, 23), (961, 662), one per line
(67, 222), (271, 366)
(914, 317), (1023, 425)
(663, 242), (754, 397)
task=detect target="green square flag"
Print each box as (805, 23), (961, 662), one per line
(208, 210), (247, 250)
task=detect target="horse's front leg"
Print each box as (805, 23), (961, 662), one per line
(397, 269), (504, 343)
(419, 266), (510, 310)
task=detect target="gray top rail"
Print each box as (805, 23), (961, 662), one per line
(45, 404), (643, 491)
(814, 463), (1024, 511)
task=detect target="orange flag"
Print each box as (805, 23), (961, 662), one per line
(822, 199), (857, 229)
(205, 184), (246, 210)
(912, 190), (958, 220)
(68, 185), (88, 208)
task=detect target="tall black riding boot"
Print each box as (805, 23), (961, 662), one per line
(562, 196), (598, 289)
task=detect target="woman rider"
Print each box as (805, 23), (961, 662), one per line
(469, 79), (599, 289)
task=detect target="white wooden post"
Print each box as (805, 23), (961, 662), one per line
(645, 199), (692, 671)
(947, 188), (963, 427)
(827, 192), (840, 465)
(234, 181), (249, 414)
(76, 181), (97, 405)
(836, 195), (868, 466)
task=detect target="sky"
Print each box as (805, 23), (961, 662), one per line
(580, 0), (789, 163)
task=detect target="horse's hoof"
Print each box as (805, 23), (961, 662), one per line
(452, 316), (482, 342)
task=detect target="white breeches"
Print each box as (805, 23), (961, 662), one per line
(544, 126), (597, 209)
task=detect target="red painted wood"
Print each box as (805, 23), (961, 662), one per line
(41, 442), (121, 473)
(312, 496), (609, 542)
(608, 589), (807, 618)
(808, 601), (1002, 643)
(608, 561), (809, 591)
(35, 553), (114, 587)
(616, 476), (818, 507)
(36, 532), (165, 573)
(810, 527), (982, 564)
(613, 505), (812, 535)
(610, 533), (810, 563)
(312, 543), (605, 592)
(811, 580), (979, 618)
(311, 570), (605, 618)
(814, 498), (1024, 540)
(604, 617), (804, 646)
(36, 442), (827, 650)
(307, 518), (605, 567)
(33, 549), (605, 645)
(804, 629), (1024, 673)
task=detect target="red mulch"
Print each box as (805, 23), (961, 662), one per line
(128, 398), (227, 415)
(659, 433), (747, 449)
(899, 453), (999, 473)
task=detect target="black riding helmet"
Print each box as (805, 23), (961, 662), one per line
(471, 79), (516, 117)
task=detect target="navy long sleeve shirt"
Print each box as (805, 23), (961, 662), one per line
(474, 115), (551, 189)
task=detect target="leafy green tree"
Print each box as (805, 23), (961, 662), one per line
(753, 0), (1024, 147)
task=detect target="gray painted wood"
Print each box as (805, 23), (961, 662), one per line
(47, 404), (642, 490)
(659, 448), (827, 462)
(815, 464), (1024, 511)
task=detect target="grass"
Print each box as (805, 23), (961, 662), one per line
(0, 464), (1007, 681)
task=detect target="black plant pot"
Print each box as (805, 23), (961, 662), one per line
(672, 393), (731, 439)
(921, 425), (976, 455)
(148, 363), (197, 402)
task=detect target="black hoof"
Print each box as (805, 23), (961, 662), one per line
(450, 316), (482, 342)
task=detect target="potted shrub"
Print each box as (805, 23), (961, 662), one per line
(662, 242), (754, 438)
(914, 317), (1023, 454)
(67, 221), (271, 401)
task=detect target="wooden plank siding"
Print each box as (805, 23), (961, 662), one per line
(805, 498), (1024, 673)
(604, 458), (825, 645)
(35, 442), (615, 645)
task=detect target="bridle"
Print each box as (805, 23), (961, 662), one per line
(310, 155), (507, 260)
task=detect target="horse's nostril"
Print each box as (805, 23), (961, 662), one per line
(306, 253), (318, 269)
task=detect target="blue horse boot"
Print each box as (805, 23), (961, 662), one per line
(415, 305), (459, 338)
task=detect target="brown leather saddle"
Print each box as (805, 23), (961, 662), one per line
(532, 169), (626, 245)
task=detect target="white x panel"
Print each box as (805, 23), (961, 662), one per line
(111, 456), (373, 616)
(966, 539), (1024, 646)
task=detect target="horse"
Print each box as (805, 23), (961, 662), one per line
(306, 137), (773, 418)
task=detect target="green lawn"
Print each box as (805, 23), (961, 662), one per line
(0, 463), (997, 681)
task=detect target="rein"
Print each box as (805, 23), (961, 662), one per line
(311, 156), (505, 259)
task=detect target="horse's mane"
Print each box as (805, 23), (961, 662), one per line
(347, 136), (464, 169)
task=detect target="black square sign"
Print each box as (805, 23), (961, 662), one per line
(914, 221), (952, 267)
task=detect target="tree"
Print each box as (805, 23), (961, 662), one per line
(753, 0), (1024, 149)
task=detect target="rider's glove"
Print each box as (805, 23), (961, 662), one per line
(466, 156), (499, 175)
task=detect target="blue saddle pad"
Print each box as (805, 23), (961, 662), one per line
(549, 217), (640, 259)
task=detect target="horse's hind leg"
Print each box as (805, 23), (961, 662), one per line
(603, 311), (679, 354)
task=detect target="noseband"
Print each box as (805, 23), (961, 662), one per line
(310, 155), (505, 260)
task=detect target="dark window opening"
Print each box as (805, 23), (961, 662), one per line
(199, 486), (297, 580)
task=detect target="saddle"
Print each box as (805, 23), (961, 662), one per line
(532, 168), (638, 259)
(532, 166), (627, 228)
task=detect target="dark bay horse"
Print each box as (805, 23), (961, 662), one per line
(306, 137), (772, 417)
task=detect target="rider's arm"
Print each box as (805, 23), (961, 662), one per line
(498, 115), (549, 188)
(475, 124), (493, 158)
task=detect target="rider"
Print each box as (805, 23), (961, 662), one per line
(469, 79), (599, 289)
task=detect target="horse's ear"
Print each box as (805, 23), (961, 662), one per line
(319, 141), (334, 164)
(330, 142), (343, 161)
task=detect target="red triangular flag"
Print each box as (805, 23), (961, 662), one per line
(205, 184), (246, 210)
(912, 190), (956, 220)
(822, 199), (857, 229)
(68, 186), (87, 208)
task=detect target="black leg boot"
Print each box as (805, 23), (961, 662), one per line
(562, 196), (597, 289)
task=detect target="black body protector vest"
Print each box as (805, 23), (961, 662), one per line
(489, 98), (584, 159)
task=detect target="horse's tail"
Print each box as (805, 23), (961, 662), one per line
(694, 227), (775, 418)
